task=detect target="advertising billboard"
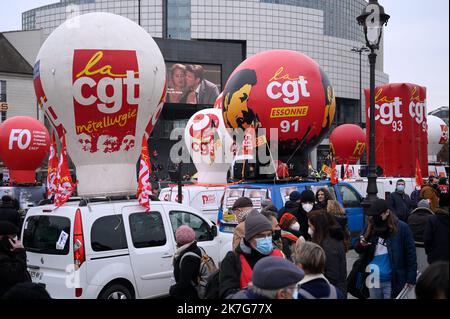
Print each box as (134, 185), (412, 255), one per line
(165, 62), (221, 105)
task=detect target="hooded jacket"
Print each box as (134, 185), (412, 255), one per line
(423, 211), (449, 264)
(355, 217), (417, 298)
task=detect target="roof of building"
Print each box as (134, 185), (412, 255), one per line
(0, 32), (33, 75)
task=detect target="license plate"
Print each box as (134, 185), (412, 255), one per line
(28, 269), (43, 281)
(223, 225), (236, 233)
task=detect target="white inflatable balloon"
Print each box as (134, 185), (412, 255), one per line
(427, 115), (448, 162)
(34, 13), (166, 196)
(184, 109), (234, 184)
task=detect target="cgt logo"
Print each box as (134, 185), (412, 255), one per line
(9, 129), (31, 150)
(266, 67), (311, 105)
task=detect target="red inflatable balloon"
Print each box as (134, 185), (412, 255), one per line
(0, 116), (50, 183)
(330, 124), (366, 164)
(222, 50), (335, 156)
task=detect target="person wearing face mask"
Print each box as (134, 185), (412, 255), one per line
(0, 221), (30, 297)
(410, 185), (422, 208)
(231, 197), (254, 250)
(219, 210), (284, 298)
(387, 179), (413, 222)
(229, 256), (304, 299)
(260, 208), (283, 253)
(278, 213), (301, 261)
(355, 199), (417, 299)
(294, 190), (316, 240)
(420, 176), (440, 212)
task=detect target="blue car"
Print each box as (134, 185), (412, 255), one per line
(217, 180), (365, 245)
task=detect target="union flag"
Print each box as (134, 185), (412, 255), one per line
(47, 133), (59, 198)
(137, 136), (152, 211)
(330, 160), (338, 185)
(415, 158), (423, 187)
(54, 134), (76, 208)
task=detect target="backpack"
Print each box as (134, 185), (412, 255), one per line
(179, 246), (218, 299)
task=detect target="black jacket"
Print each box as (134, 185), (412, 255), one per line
(169, 242), (201, 299)
(407, 207), (434, 245)
(0, 248), (30, 297)
(219, 240), (272, 299)
(277, 201), (299, 220)
(321, 226), (347, 295)
(0, 203), (21, 229)
(388, 191), (413, 222)
(424, 212), (449, 264)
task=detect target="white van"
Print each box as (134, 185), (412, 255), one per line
(159, 185), (225, 222)
(21, 199), (232, 299)
(345, 177), (417, 199)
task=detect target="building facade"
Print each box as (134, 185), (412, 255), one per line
(21, 0), (390, 175)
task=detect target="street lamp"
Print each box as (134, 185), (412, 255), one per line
(351, 46), (369, 126)
(356, 0), (389, 206)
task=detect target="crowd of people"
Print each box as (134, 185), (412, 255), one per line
(168, 177), (448, 300)
(0, 176), (448, 300)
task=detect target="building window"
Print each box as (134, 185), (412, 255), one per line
(0, 80), (6, 122)
(166, 0), (191, 39)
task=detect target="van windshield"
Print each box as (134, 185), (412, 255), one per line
(23, 215), (71, 255)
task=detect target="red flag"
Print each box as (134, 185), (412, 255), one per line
(343, 162), (352, 180)
(137, 136), (152, 212)
(54, 134), (76, 208)
(330, 160), (338, 185)
(415, 158), (423, 187)
(47, 133), (59, 198)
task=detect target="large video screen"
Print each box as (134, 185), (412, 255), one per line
(165, 62), (221, 105)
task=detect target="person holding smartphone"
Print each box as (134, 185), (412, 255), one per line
(0, 221), (30, 297)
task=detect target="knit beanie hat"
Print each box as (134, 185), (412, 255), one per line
(417, 199), (430, 208)
(289, 191), (301, 201)
(175, 225), (196, 245)
(300, 190), (315, 203)
(2, 282), (51, 299)
(245, 209), (273, 241)
(279, 213), (297, 229)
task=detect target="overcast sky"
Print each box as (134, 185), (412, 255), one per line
(0, 0), (448, 111)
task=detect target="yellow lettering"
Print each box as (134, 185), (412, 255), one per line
(75, 51), (137, 78)
(269, 67), (299, 81)
(270, 106), (309, 118)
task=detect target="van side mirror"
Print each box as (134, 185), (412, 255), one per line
(210, 225), (218, 237)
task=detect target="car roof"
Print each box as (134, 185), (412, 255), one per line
(226, 180), (333, 189)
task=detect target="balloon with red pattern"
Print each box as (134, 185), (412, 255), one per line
(222, 49), (335, 157)
(0, 116), (50, 183)
(329, 124), (366, 164)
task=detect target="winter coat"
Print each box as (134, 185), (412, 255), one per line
(296, 274), (345, 299)
(407, 207), (434, 245)
(355, 218), (417, 298)
(424, 211), (449, 264)
(420, 185), (440, 212)
(0, 203), (21, 229)
(388, 191), (413, 222)
(169, 241), (201, 299)
(219, 239), (283, 299)
(320, 226), (347, 295)
(0, 248), (30, 297)
(277, 201), (300, 220)
(410, 189), (421, 208)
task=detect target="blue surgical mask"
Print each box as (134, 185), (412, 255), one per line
(255, 236), (273, 255)
(397, 185), (405, 192)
